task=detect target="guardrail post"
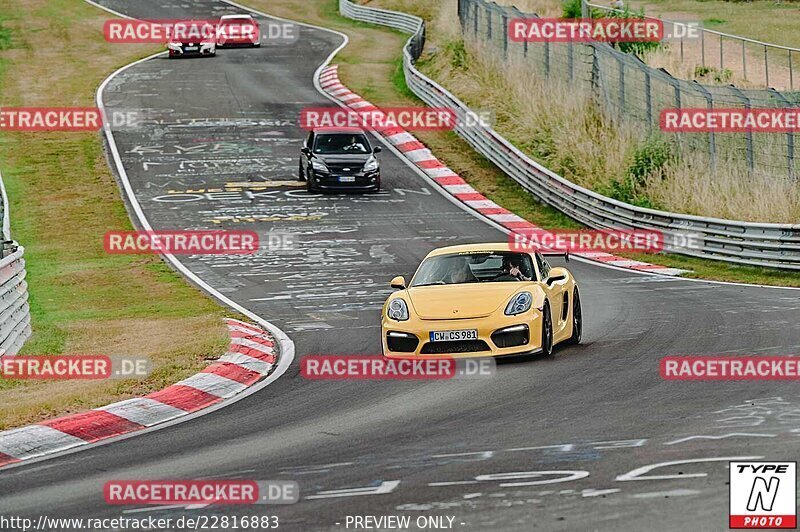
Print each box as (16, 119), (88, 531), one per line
(693, 81), (716, 172)
(764, 45), (769, 87)
(790, 50), (794, 91)
(728, 84), (754, 175)
(719, 35), (724, 71)
(770, 87), (796, 180)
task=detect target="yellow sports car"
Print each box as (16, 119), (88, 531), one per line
(381, 243), (581, 359)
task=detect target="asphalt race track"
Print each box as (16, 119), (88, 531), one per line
(1, 1), (800, 530)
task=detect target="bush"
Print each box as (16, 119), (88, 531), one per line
(603, 137), (673, 207)
(694, 65), (733, 84)
(605, 6), (663, 58)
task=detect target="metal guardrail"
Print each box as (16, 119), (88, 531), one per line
(339, 0), (800, 270)
(0, 171), (31, 356)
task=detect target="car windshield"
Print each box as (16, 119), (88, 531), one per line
(313, 133), (370, 154)
(410, 252), (535, 286)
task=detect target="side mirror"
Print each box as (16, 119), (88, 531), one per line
(301, 147), (311, 156)
(390, 275), (406, 290)
(373, 146), (382, 154)
(545, 267), (568, 286)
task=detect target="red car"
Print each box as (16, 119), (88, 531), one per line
(216, 15), (261, 48)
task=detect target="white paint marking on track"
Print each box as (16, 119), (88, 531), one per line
(664, 433), (776, 446)
(0, 425), (86, 459)
(616, 456), (763, 481)
(631, 489), (701, 498)
(219, 352), (274, 374)
(99, 398), (187, 427)
(177, 373), (248, 398)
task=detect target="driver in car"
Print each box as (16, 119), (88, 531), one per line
(496, 255), (531, 281)
(342, 135), (367, 152)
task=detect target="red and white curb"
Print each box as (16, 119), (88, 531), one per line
(318, 65), (688, 277)
(0, 318), (277, 468)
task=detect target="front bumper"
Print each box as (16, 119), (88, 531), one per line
(168, 43), (216, 56)
(381, 312), (543, 359)
(309, 169), (380, 191)
(218, 37), (260, 47)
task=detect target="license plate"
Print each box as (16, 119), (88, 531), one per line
(185, 46), (199, 51)
(338, 176), (356, 183)
(429, 329), (478, 342)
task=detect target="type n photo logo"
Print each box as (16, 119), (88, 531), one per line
(730, 461), (797, 529)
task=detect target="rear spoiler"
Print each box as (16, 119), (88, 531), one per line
(540, 251), (569, 263)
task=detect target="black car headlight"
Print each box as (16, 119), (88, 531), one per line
(363, 156), (378, 172)
(387, 298), (409, 321)
(311, 159), (329, 173)
(505, 292), (532, 316)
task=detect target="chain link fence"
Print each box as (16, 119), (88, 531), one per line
(587, 1), (800, 92)
(459, 0), (800, 180)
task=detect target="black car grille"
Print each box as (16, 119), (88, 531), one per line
(420, 340), (490, 354)
(325, 162), (364, 176)
(491, 325), (529, 348)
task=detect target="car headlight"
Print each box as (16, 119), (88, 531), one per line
(505, 292), (532, 316)
(311, 159), (329, 173)
(387, 298), (409, 321)
(363, 156), (378, 172)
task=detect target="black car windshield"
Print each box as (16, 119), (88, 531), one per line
(313, 133), (370, 154)
(410, 252), (535, 286)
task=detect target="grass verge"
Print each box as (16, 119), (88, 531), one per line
(244, 0), (800, 287)
(0, 0), (231, 429)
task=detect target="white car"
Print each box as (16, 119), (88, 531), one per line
(167, 20), (216, 58)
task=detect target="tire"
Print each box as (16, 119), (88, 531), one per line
(540, 302), (554, 357)
(298, 161), (306, 181)
(566, 288), (582, 345)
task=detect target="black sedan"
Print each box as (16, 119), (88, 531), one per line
(299, 127), (381, 193)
